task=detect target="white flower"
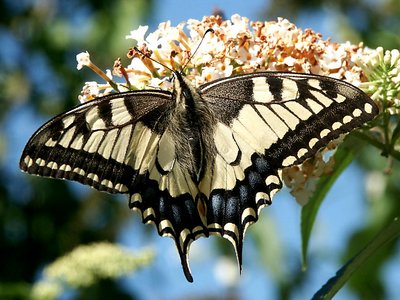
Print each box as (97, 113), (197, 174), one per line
(78, 81), (100, 103)
(126, 57), (151, 73)
(283, 56), (296, 67)
(76, 51), (91, 70)
(148, 77), (172, 90)
(356, 47), (400, 113)
(126, 25), (149, 44)
(319, 45), (344, 70)
(105, 69), (113, 80)
(389, 49), (400, 69)
(227, 14), (250, 39)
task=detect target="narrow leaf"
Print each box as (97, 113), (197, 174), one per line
(312, 217), (400, 299)
(390, 117), (400, 148)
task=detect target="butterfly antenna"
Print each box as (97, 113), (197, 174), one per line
(182, 28), (214, 71)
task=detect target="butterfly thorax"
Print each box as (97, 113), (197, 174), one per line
(169, 72), (216, 183)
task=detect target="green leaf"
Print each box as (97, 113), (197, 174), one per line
(311, 217), (400, 300)
(352, 131), (400, 161)
(390, 116), (400, 149)
(301, 145), (354, 270)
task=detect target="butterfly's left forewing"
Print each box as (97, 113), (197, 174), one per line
(20, 90), (175, 193)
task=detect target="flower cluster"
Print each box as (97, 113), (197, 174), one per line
(282, 139), (340, 205)
(357, 47), (400, 114)
(31, 243), (153, 299)
(77, 14), (380, 101)
(75, 14), (397, 205)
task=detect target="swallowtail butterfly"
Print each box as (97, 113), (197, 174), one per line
(20, 69), (378, 282)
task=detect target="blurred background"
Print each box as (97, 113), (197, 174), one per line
(1, 0), (400, 299)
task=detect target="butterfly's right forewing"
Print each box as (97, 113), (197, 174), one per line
(199, 72), (378, 169)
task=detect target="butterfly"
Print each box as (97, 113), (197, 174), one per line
(20, 69), (378, 282)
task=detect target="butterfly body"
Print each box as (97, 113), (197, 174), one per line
(168, 72), (216, 184)
(20, 71), (378, 282)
